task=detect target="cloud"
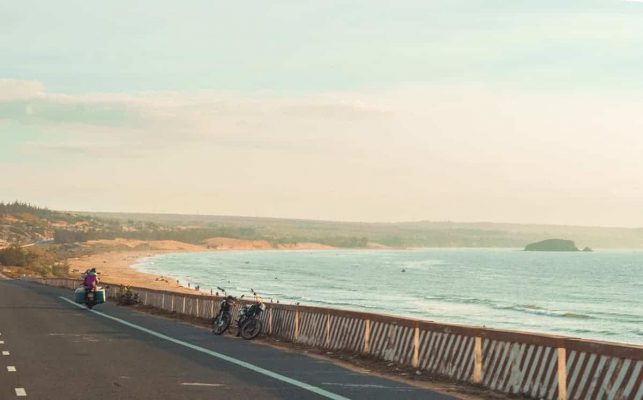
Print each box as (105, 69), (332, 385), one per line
(0, 79), (46, 100)
(2, 79), (643, 190)
(0, 80), (395, 157)
(2, 79), (643, 167)
(2, 78), (643, 225)
(22, 142), (137, 158)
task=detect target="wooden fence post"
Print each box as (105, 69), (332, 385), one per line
(196, 298), (199, 317)
(363, 320), (371, 354)
(473, 336), (482, 383)
(294, 308), (300, 342)
(387, 323), (395, 350)
(412, 323), (420, 368)
(325, 312), (331, 348)
(557, 347), (567, 400)
(182, 297), (186, 314)
(171, 296), (174, 312)
(268, 307), (273, 336)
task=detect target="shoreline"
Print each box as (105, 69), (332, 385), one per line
(67, 250), (203, 294)
(65, 238), (338, 295)
(64, 243), (643, 346)
(66, 242), (643, 298)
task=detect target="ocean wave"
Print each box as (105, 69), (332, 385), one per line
(423, 294), (494, 305)
(494, 304), (595, 319)
(550, 327), (618, 336)
(583, 311), (643, 323)
(280, 296), (382, 310)
(421, 295), (596, 320)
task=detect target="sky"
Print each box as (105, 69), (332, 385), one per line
(1, 0), (643, 227)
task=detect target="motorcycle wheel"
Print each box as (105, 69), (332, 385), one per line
(212, 313), (231, 335)
(86, 294), (95, 309)
(235, 316), (247, 337)
(241, 319), (262, 340)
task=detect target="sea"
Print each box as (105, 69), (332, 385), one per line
(133, 248), (643, 345)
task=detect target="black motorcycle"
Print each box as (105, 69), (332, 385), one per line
(85, 288), (97, 309)
(212, 287), (241, 335)
(237, 289), (266, 340)
(83, 285), (107, 309)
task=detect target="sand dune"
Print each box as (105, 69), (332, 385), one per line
(84, 239), (206, 251)
(203, 237), (333, 250)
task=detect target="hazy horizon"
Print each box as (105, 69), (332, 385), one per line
(2, 1), (643, 227)
(50, 207), (640, 230)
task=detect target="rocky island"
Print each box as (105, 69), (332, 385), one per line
(524, 239), (580, 251)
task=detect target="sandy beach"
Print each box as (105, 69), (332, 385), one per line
(66, 238), (334, 294)
(66, 239), (209, 294)
(67, 251), (202, 294)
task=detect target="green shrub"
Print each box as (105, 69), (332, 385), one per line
(116, 285), (139, 306)
(0, 246), (36, 266)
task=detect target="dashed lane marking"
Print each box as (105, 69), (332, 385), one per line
(7, 366), (16, 372)
(15, 388), (27, 396)
(59, 296), (350, 400)
(0, 340), (4, 344)
(2, 351), (9, 356)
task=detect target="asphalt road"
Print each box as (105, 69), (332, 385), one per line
(0, 279), (456, 400)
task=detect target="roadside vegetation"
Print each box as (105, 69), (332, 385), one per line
(0, 245), (69, 277)
(116, 285), (140, 305)
(0, 202), (370, 277)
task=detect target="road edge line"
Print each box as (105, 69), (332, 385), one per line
(58, 296), (350, 400)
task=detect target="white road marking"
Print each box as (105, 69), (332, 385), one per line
(59, 296), (350, 400)
(2, 351), (9, 356)
(7, 366), (16, 372)
(180, 382), (224, 387)
(0, 340), (4, 344)
(323, 382), (414, 390)
(48, 333), (82, 336)
(15, 388), (27, 396)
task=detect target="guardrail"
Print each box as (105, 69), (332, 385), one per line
(34, 278), (642, 400)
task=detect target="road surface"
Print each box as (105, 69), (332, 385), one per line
(0, 279), (457, 399)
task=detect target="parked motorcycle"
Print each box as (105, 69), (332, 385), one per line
(212, 287), (242, 335)
(237, 288), (266, 340)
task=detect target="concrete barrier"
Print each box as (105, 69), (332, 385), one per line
(34, 278), (642, 400)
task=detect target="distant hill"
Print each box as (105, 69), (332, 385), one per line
(0, 203), (367, 249)
(2, 202), (643, 249)
(524, 239), (579, 251)
(0, 202), (84, 247)
(77, 211), (643, 249)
